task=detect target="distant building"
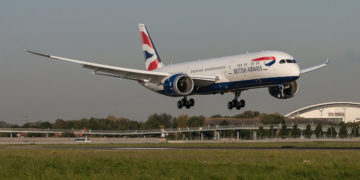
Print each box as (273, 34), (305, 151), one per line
(285, 118), (338, 125)
(285, 102), (360, 123)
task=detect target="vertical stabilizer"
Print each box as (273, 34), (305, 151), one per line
(139, 24), (163, 71)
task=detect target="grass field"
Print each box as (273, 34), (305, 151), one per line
(5, 141), (360, 148)
(1, 142), (360, 179)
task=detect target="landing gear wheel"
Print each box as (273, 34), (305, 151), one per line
(181, 98), (187, 106)
(189, 98), (195, 107)
(236, 103), (241, 110)
(177, 101), (183, 109)
(239, 99), (245, 108)
(177, 97), (195, 109)
(228, 102), (233, 110)
(185, 101), (191, 109)
(232, 100), (238, 107)
(227, 90), (245, 110)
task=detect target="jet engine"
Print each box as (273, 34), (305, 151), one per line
(163, 74), (194, 96)
(268, 81), (298, 99)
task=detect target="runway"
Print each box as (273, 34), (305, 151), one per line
(1, 146), (360, 151)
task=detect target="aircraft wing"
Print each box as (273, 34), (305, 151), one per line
(27, 50), (216, 85)
(300, 59), (329, 74)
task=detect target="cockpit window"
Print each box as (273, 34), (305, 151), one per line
(293, 60), (297, 63)
(279, 60), (285, 64)
(286, 59), (293, 63)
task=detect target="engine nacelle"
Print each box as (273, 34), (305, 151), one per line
(269, 81), (298, 99)
(163, 74), (194, 96)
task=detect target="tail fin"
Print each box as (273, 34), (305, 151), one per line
(139, 24), (164, 71)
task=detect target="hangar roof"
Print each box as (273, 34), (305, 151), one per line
(285, 102), (360, 117)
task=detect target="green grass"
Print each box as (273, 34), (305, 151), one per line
(1, 148), (360, 179)
(3, 141), (360, 149)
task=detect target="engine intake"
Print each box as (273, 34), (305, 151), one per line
(163, 74), (194, 96)
(269, 81), (298, 99)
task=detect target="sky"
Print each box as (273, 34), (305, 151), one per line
(0, 0), (359, 124)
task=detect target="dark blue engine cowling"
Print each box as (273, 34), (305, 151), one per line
(268, 81), (298, 99)
(163, 74), (194, 96)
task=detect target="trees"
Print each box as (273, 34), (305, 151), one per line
(351, 126), (359, 138)
(173, 115), (189, 128)
(326, 126), (337, 138)
(88, 117), (101, 130)
(304, 124), (312, 139)
(39, 121), (52, 129)
(268, 125), (275, 138)
(260, 113), (284, 124)
(0, 121), (12, 128)
(339, 122), (348, 138)
(279, 124), (288, 139)
(233, 111), (260, 119)
(258, 126), (265, 139)
(210, 114), (223, 118)
(290, 124), (301, 138)
(187, 116), (205, 127)
(220, 120), (229, 126)
(314, 124), (323, 138)
(128, 120), (142, 130)
(145, 113), (172, 129)
(53, 119), (67, 129)
(269, 125), (275, 138)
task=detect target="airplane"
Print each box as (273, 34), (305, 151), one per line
(27, 23), (328, 110)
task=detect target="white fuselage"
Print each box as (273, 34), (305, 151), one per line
(142, 50), (301, 96)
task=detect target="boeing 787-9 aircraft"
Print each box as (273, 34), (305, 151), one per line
(28, 24), (328, 110)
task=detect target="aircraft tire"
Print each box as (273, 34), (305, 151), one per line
(239, 99), (245, 108)
(228, 102), (233, 110)
(232, 100), (238, 107)
(177, 101), (183, 109)
(236, 103), (241, 110)
(185, 101), (191, 109)
(181, 98), (187, 106)
(189, 98), (194, 106)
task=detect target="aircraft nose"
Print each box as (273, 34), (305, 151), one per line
(292, 65), (301, 77)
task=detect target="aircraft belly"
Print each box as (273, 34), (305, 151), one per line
(194, 76), (299, 95)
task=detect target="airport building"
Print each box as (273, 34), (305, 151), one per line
(285, 102), (360, 123)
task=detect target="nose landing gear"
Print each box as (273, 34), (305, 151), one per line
(227, 91), (245, 110)
(177, 96), (195, 109)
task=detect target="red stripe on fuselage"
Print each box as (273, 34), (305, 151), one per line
(141, 32), (153, 48)
(147, 59), (159, 71)
(252, 56), (276, 61)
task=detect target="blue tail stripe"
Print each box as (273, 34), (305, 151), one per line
(144, 50), (153, 61)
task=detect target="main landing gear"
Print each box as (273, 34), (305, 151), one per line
(228, 91), (245, 110)
(177, 96), (195, 109)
